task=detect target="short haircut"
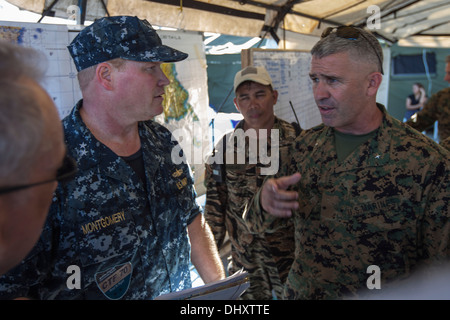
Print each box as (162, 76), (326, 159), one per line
(311, 27), (383, 74)
(0, 41), (48, 183)
(77, 58), (127, 91)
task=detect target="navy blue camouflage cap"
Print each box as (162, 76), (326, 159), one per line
(68, 16), (188, 72)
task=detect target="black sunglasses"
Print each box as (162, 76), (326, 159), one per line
(0, 154), (77, 195)
(321, 26), (384, 75)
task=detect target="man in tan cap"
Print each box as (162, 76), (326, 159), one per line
(204, 65), (302, 299)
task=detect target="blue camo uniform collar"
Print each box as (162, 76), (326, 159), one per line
(63, 100), (176, 176)
(62, 100), (161, 173)
(63, 100), (110, 170)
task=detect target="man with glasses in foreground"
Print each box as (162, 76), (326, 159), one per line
(244, 26), (449, 299)
(0, 41), (76, 276)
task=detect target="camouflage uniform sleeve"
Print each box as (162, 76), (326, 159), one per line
(0, 245), (45, 299)
(440, 137), (450, 151)
(0, 192), (61, 299)
(204, 161), (228, 249)
(406, 89), (442, 132)
(243, 137), (297, 235)
(420, 158), (450, 260)
(242, 181), (276, 234)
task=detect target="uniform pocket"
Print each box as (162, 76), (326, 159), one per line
(76, 209), (143, 299)
(319, 196), (414, 277)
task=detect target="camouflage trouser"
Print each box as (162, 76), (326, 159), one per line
(227, 241), (286, 300)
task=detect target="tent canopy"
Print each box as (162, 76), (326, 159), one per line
(6, 0), (450, 47)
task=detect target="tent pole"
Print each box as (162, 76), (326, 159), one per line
(99, 0), (110, 16)
(37, 0), (60, 23)
(78, 0), (87, 25)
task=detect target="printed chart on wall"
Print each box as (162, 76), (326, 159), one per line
(242, 48), (322, 130)
(0, 20), (81, 118)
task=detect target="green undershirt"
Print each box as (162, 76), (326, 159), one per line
(334, 129), (377, 162)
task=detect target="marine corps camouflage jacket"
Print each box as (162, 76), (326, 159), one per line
(407, 87), (450, 141)
(246, 104), (450, 299)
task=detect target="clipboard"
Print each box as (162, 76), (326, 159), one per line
(155, 269), (250, 300)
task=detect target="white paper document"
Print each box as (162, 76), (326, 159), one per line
(155, 270), (249, 300)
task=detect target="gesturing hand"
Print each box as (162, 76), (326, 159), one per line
(260, 173), (301, 218)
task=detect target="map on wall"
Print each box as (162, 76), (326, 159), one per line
(0, 21), (210, 192)
(157, 30), (211, 193)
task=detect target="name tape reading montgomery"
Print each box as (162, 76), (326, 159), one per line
(81, 211), (126, 235)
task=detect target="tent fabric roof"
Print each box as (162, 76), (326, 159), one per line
(6, 0), (450, 46)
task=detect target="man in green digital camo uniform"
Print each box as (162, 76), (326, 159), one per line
(204, 66), (301, 299)
(441, 137), (450, 151)
(407, 55), (450, 144)
(244, 26), (450, 299)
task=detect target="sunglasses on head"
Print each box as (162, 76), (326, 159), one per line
(0, 154), (77, 195)
(321, 26), (384, 75)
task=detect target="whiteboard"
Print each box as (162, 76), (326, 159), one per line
(242, 48), (322, 130)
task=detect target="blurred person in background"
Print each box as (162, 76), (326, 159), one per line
(404, 82), (427, 121)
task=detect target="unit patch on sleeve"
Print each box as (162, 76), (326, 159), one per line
(95, 262), (133, 300)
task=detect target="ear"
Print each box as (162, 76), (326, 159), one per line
(366, 72), (382, 97)
(233, 97), (241, 113)
(272, 89), (279, 104)
(95, 62), (114, 91)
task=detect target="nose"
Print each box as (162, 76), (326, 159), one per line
(158, 65), (171, 87)
(313, 80), (330, 102)
(241, 94), (259, 110)
(444, 63), (450, 83)
(249, 96), (257, 107)
(444, 72), (450, 84)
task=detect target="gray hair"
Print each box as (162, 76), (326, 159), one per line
(311, 27), (383, 74)
(0, 41), (48, 183)
(0, 40), (47, 83)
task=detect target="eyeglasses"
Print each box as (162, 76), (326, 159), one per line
(0, 154), (77, 195)
(321, 26), (384, 75)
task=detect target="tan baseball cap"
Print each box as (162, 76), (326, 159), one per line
(233, 66), (273, 92)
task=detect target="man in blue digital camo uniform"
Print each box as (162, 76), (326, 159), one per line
(244, 26), (450, 299)
(0, 16), (224, 300)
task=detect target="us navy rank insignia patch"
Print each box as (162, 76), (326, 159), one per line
(95, 262), (132, 300)
(172, 168), (183, 178)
